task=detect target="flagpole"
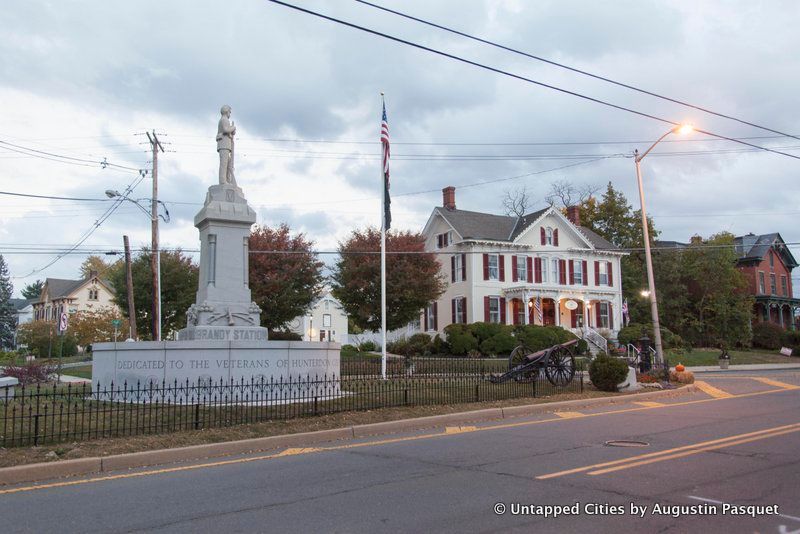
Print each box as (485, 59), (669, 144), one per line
(380, 93), (388, 380)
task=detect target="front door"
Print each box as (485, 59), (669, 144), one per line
(542, 299), (556, 326)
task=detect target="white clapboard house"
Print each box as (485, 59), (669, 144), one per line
(421, 186), (626, 351)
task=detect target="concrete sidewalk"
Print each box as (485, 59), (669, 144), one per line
(686, 363), (800, 373)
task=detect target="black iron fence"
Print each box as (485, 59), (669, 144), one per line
(0, 358), (582, 448)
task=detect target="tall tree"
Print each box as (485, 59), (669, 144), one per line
(332, 228), (446, 331)
(680, 233), (753, 347)
(0, 255), (14, 349)
(21, 279), (44, 300)
(545, 179), (600, 208)
(501, 186), (532, 217)
(248, 224), (325, 331)
(108, 248), (198, 339)
(80, 255), (123, 279)
(579, 182), (659, 324)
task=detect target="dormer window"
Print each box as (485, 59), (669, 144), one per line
(88, 289), (99, 301)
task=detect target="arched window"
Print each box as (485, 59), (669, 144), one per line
(545, 227), (553, 245)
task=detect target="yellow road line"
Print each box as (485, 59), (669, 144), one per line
(588, 426), (800, 475)
(751, 377), (800, 390)
(634, 401), (665, 408)
(2, 385), (797, 496)
(445, 426), (477, 434)
(695, 380), (734, 399)
(536, 422), (800, 480)
(275, 447), (323, 457)
(555, 411), (585, 419)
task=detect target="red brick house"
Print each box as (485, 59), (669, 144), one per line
(734, 233), (799, 329)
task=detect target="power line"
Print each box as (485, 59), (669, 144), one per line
(0, 139), (146, 173)
(266, 0), (800, 161)
(355, 0), (800, 142)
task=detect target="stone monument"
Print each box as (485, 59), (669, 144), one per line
(91, 106), (340, 396)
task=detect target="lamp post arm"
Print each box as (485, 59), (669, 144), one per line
(636, 127), (676, 162)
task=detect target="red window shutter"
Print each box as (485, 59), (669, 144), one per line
(583, 261), (588, 286)
(608, 303), (614, 329)
(433, 302), (438, 331)
(571, 308), (577, 328)
(462, 297), (467, 323)
(554, 229), (559, 246)
(559, 260), (567, 284)
(596, 303), (601, 328)
(484, 296), (490, 322)
(512, 299), (519, 325)
(451, 255), (456, 283)
(451, 299), (456, 324)
(461, 253), (467, 281)
(569, 260), (575, 285)
(540, 227), (546, 245)
(527, 257), (533, 283)
(499, 255), (505, 282)
(594, 261), (600, 286)
(437, 234), (443, 248)
(500, 298), (506, 324)
(483, 254), (489, 280)
(534, 258), (542, 283)
(512, 256), (518, 282)
(608, 261), (613, 287)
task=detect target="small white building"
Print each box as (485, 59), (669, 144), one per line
(421, 186), (627, 349)
(287, 290), (349, 344)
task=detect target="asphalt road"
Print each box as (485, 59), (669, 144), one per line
(2, 371), (799, 534)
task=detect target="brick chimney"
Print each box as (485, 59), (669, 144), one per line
(566, 205), (581, 227)
(442, 186), (456, 210)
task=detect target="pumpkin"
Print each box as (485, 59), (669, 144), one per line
(675, 363), (685, 372)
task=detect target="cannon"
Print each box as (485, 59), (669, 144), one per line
(488, 339), (577, 386)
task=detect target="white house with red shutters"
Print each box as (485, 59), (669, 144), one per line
(420, 186), (626, 349)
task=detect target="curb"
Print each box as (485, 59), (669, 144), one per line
(0, 385), (696, 486)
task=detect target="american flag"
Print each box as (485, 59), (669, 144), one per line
(381, 101), (391, 230)
(534, 296), (543, 324)
(622, 298), (629, 327)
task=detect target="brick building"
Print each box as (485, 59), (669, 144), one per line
(734, 233), (799, 329)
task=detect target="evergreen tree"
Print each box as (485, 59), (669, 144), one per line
(0, 255), (15, 349)
(21, 279), (44, 300)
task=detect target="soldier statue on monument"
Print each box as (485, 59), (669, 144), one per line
(217, 104), (237, 186)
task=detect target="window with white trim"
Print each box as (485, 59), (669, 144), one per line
(425, 305), (436, 331)
(488, 296), (501, 324)
(770, 273), (777, 295)
(781, 275), (788, 296)
(454, 297), (466, 324)
(515, 300), (525, 326)
(88, 289), (99, 301)
(516, 255), (528, 282)
(758, 271), (766, 294)
(436, 231), (453, 249)
(573, 261), (583, 285)
(487, 254), (499, 280)
(599, 302), (611, 329)
(551, 258), (560, 283)
(541, 257), (549, 283)
(453, 254), (464, 280)
(598, 261), (609, 285)
(545, 227), (554, 245)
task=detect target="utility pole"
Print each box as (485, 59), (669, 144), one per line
(146, 131), (164, 341)
(123, 235), (137, 340)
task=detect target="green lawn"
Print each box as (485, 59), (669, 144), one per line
(666, 349), (798, 367)
(63, 365), (93, 379)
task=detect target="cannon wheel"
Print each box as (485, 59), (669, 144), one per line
(544, 346), (576, 386)
(508, 345), (536, 380)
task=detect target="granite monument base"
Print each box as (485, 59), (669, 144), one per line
(91, 340), (341, 403)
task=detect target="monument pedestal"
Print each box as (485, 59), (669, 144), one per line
(93, 168), (340, 402)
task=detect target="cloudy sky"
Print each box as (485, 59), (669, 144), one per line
(2, 0), (799, 296)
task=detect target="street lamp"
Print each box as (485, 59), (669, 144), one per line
(634, 123), (693, 364)
(105, 189), (170, 341)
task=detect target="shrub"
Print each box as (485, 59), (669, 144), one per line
(444, 324), (479, 356)
(588, 354), (629, 392)
(358, 340), (377, 352)
(16, 321), (78, 358)
(408, 333), (433, 355)
(340, 344), (359, 358)
(386, 338), (411, 356)
(513, 325), (575, 352)
(268, 330), (302, 341)
(2, 362), (56, 385)
(431, 334), (448, 355)
(479, 332), (517, 356)
(617, 323), (684, 350)
(576, 339), (589, 356)
(780, 330), (800, 356)
(752, 322), (784, 350)
(467, 322), (511, 344)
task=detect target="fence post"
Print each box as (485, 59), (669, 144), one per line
(314, 396), (318, 416)
(34, 414), (40, 447)
(580, 373), (584, 393)
(194, 404), (200, 430)
(533, 379), (537, 398)
(474, 383), (479, 402)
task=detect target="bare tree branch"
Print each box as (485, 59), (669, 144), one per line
(545, 180), (600, 208)
(502, 187), (531, 217)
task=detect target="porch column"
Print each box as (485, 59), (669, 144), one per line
(779, 304), (785, 328)
(554, 297), (561, 327)
(523, 291), (530, 325)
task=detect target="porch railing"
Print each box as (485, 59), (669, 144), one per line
(582, 326), (608, 354)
